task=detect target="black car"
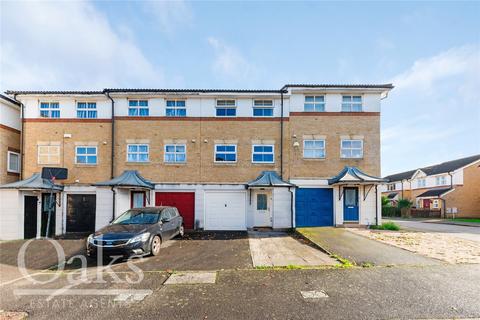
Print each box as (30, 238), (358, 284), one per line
(86, 206), (184, 258)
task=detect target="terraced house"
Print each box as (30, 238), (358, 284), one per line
(0, 84), (393, 240)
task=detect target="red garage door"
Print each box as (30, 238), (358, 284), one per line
(155, 192), (195, 229)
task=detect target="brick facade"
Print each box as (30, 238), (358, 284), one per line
(443, 164), (480, 218)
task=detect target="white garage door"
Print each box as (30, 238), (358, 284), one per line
(204, 191), (246, 230)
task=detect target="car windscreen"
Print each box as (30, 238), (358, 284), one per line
(112, 210), (160, 225)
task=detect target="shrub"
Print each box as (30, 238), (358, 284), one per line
(381, 196), (391, 207)
(382, 206), (401, 217)
(398, 199), (413, 209)
(370, 221), (400, 231)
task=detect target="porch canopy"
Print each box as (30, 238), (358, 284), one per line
(94, 170), (154, 190)
(417, 187), (451, 198)
(328, 166), (387, 185)
(247, 171), (293, 188)
(0, 173), (64, 191)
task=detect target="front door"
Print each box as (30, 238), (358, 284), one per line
(423, 199), (431, 209)
(41, 193), (56, 237)
(343, 187), (359, 222)
(254, 192), (272, 227)
(24, 196), (38, 239)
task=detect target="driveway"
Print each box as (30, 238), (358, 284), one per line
(298, 227), (440, 266)
(390, 218), (480, 243)
(248, 231), (338, 267)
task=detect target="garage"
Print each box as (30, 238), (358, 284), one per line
(295, 188), (333, 227)
(155, 192), (195, 229)
(66, 194), (96, 233)
(204, 191), (246, 230)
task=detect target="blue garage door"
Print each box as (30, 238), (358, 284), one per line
(296, 188), (334, 227)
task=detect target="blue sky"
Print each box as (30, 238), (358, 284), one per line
(1, 1), (479, 175)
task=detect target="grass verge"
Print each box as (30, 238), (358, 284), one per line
(370, 221), (400, 231)
(449, 218), (480, 224)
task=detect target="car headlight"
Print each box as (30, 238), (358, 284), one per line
(128, 232), (151, 244)
(87, 234), (94, 244)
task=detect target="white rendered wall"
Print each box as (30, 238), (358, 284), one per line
(0, 189), (22, 240)
(0, 101), (21, 130)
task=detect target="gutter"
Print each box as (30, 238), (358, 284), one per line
(280, 90), (284, 179)
(105, 90), (115, 179)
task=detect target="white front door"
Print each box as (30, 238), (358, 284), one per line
(254, 191), (272, 227)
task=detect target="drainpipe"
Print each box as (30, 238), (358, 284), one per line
(105, 90), (115, 179)
(375, 185), (379, 226)
(280, 90), (284, 179)
(14, 94), (25, 180)
(288, 186), (295, 229)
(111, 186), (116, 222)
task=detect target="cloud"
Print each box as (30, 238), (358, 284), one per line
(391, 44), (480, 95)
(0, 1), (164, 90)
(207, 37), (256, 82)
(143, 0), (193, 34)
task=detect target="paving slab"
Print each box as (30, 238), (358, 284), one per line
(298, 227), (441, 266)
(248, 231), (338, 267)
(164, 271), (217, 285)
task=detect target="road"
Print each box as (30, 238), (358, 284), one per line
(390, 219), (480, 243)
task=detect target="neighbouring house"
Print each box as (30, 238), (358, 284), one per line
(0, 84), (393, 239)
(382, 155), (480, 218)
(0, 94), (22, 184)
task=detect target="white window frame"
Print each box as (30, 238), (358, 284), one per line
(304, 95), (325, 112)
(435, 176), (447, 185)
(303, 139), (326, 159)
(164, 144), (187, 163)
(127, 144), (149, 162)
(37, 145), (60, 165)
(128, 100), (149, 116)
(76, 102), (98, 119)
(417, 178), (426, 188)
(253, 100), (274, 117)
(340, 139), (363, 159)
(387, 184), (395, 191)
(7, 151), (20, 173)
(75, 146), (98, 165)
(341, 95), (363, 112)
(215, 99), (237, 117)
(165, 99), (187, 117)
(251, 144), (275, 164)
(39, 102), (60, 118)
(214, 144), (237, 163)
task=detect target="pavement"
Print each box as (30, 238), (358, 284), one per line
(390, 218), (480, 243)
(297, 227), (441, 266)
(1, 264), (480, 319)
(248, 231), (338, 267)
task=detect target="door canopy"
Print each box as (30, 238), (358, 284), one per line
(247, 171), (293, 188)
(0, 173), (64, 191)
(328, 166), (386, 185)
(94, 170), (154, 189)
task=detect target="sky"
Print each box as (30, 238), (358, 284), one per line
(1, 1), (479, 175)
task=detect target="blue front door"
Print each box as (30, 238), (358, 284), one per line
(343, 187), (359, 222)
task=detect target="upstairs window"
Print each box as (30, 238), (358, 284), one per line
(127, 144), (149, 162)
(77, 102), (97, 118)
(166, 100), (186, 117)
(417, 178), (426, 188)
(304, 96), (325, 112)
(7, 151), (20, 173)
(40, 102), (60, 118)
(340, 139), (363, 158)
(38, 145), (60, 164)
(253, 100), (273, 117)
(435, 176), (447, 185)
(303, 140), (325, 159)
(164, 144), (186, 163)
(387, 184), (396, 191)
(216, 100), (236, 117)
(75, 146), (97, 165)
(215, 144), (237, 162)
(128, 100), (149, 116)
(252, 145), (274, 163)
(342, 95), (362, 112)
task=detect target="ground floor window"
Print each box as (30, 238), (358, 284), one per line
(7, 150), (20, 173)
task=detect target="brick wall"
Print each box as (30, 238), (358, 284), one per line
(443, 163), (480, 218)
(0, 125), (21, 184)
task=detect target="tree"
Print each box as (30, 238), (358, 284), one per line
(381, 196), (391, 207)
(398, 199), (413, 209)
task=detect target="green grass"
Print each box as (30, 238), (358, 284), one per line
(449, 218), (480, 223)
(370, 221), (400, 231)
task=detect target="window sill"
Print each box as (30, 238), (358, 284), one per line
(214, 162), (237, 166)
(7, 171), (20, 176)
(302, 158), (326, 161)
(340, 157), (364, 160)
(74, 164), (97, 167)
(164, 162), (187, 166)
(252, 162), (275, 165)
(126, 161), (151, 165)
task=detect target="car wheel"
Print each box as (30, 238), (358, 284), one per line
(178, 225), (185, 238)
(150, 235), (161, 256)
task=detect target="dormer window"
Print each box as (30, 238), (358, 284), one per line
(304, 96), (325, 112)
(436, 176), (447, 185)
(128, 100), (149, 116)
(253, 100), (273, 117)
(417, 178), (426, 188)
(166, 100), (186, 117)
(40, 102), (60, 118)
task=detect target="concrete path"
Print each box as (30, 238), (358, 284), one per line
(390, 218), (480, 243)
(248, 231), (338, 267)
(298, 227), (441, 266)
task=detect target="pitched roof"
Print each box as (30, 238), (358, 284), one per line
(247, 171), (293, 187)
(94, 170), (154, 189)
(283, 83), (394, 89)
(385, 154), (480, 182)
(384, 169), (417, 182)
(0, 173), (63, 191)
(417, 188), (452, 198)
(328, 166), (387, 185)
